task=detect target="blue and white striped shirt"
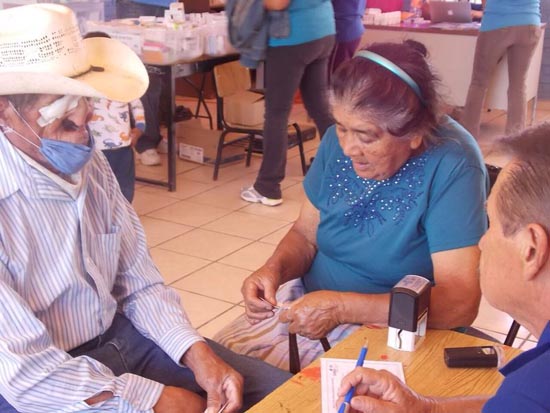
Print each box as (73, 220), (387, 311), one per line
(0, 132), (204, 412)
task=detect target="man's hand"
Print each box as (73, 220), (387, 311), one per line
(337, 367), (433, 413)
(278, 290), (344, 339)
(153, 386), (206, 413)
(241, 266), (282, 324)
(182, 342), (243, 413)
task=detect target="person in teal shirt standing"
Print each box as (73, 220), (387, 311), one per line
(461, 0), (541, 138)
(241, 0), (335, 206)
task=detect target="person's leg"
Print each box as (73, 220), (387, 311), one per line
(461, 28), (512, 138)
(0, 397), (18, 413)
(329, 36), (361, 79)
(135, 74), (163, 154)
(204, 339), (292, 411)
(102, 146), (136, 203)
(70, 314), (206, 411)
(253, 45), (308, 199)
(505, 25), (542, 135)
(115, 1), (165, 164)
(300, 35), (335, 139)
(75, 314), (290, 411)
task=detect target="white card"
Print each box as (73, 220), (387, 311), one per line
(320, 358), (406, 413)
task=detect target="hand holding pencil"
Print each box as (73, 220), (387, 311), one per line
(336, 354), (431, 413)
(336, 339), (369, 413)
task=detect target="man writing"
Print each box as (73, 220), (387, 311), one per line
(0, 4), (290, 413)
(337, 122), (550, 413)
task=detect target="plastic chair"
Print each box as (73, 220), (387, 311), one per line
(212, 61), (307, 180)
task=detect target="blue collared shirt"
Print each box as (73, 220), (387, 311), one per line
(0, 132), (204, 412)
(483, 321), (550, 412)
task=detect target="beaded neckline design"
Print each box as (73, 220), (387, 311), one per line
(326, 151), (430, 235)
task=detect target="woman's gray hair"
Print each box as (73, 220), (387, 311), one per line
(330, 40), (443, 146)
(496, 122), (550, 236)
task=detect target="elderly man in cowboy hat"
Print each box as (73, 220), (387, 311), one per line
(335, 123), (550, 413)
(0, 4), (290, 413)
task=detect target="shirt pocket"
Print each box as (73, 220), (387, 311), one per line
(88, 225), (122, 286)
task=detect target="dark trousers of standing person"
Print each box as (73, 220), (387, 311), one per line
(254, 35), (335, 200)
(0, 313), (291, 412)
(461, 24), (542, 138)
(103, 146), (136, 203)
(116, 0), (167, 153)
(328, 36), (362, 78)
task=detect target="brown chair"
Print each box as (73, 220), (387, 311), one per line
(211, 61), (307, 180)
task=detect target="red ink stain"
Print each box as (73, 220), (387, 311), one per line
(300, 366), (321, 380)
(380, 354), (388, 360)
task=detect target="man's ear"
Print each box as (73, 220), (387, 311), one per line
(520, 223), (549, 281)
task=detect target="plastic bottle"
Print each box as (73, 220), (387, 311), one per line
(410, 0), (423, 19)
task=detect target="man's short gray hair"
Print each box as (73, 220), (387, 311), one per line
(496, 122), (550, 236)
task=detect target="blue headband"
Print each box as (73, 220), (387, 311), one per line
(354, 50), (427, 105)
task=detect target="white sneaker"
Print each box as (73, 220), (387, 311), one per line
(157, 138), (168, 154)
(138, 148), (161, 166)
(240, 186), (283, 206)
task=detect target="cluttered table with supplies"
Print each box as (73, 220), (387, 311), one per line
(86, 7), (238, 191)
(246, 326), (522, 413)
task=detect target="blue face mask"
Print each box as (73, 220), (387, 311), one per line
(7, 100), (94, 175)
(39, 135), (94, 175)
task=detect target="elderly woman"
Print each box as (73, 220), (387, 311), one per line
(214, 40), (488, 370)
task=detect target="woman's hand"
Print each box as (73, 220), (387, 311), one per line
(337, 367), (433, 413)
(278, 291), (344, 339)
(241, 266), (282, 324)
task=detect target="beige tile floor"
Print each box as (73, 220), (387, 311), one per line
(133, 97), (550, 351)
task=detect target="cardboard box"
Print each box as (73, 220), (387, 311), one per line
(176, 119), (245, 165)
(224, 91), (265, 126)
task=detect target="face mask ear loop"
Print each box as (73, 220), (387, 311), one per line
(7, 101), (42, 150)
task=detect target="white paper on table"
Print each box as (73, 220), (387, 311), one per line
(320, 358), (406, 413)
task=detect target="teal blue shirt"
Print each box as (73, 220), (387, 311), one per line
(481, 0), (540, 32)
(302, 117), (488, 294)
(269, 0), (335, 47)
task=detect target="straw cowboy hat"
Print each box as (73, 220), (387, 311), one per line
(0, 3), (148, 102)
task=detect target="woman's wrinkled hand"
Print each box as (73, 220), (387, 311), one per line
(278, 290), (344, 339)
(241, 266), (282, 324)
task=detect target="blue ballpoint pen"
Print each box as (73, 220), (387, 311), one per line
(337, 339), (369, 413)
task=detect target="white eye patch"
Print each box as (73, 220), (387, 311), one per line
(37, 95), (81, 127)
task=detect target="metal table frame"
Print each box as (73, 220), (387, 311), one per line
(137, 53), (239, 191)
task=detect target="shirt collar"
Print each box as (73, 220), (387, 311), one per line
(0, 130), (84, 201)
(500, 321), (550, 377)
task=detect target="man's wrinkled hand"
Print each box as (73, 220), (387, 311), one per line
(336, 367), (433, 413)
(184, 343), (243, 413)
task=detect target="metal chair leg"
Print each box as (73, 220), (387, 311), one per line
(292, 123), (307, 176)
(504, 320), (521, 347)
(213, 130), (229, 180)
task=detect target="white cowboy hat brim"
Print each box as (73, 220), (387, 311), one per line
(0, 37), (149, 102)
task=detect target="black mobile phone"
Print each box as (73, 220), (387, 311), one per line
(444, 346), (499, 368)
